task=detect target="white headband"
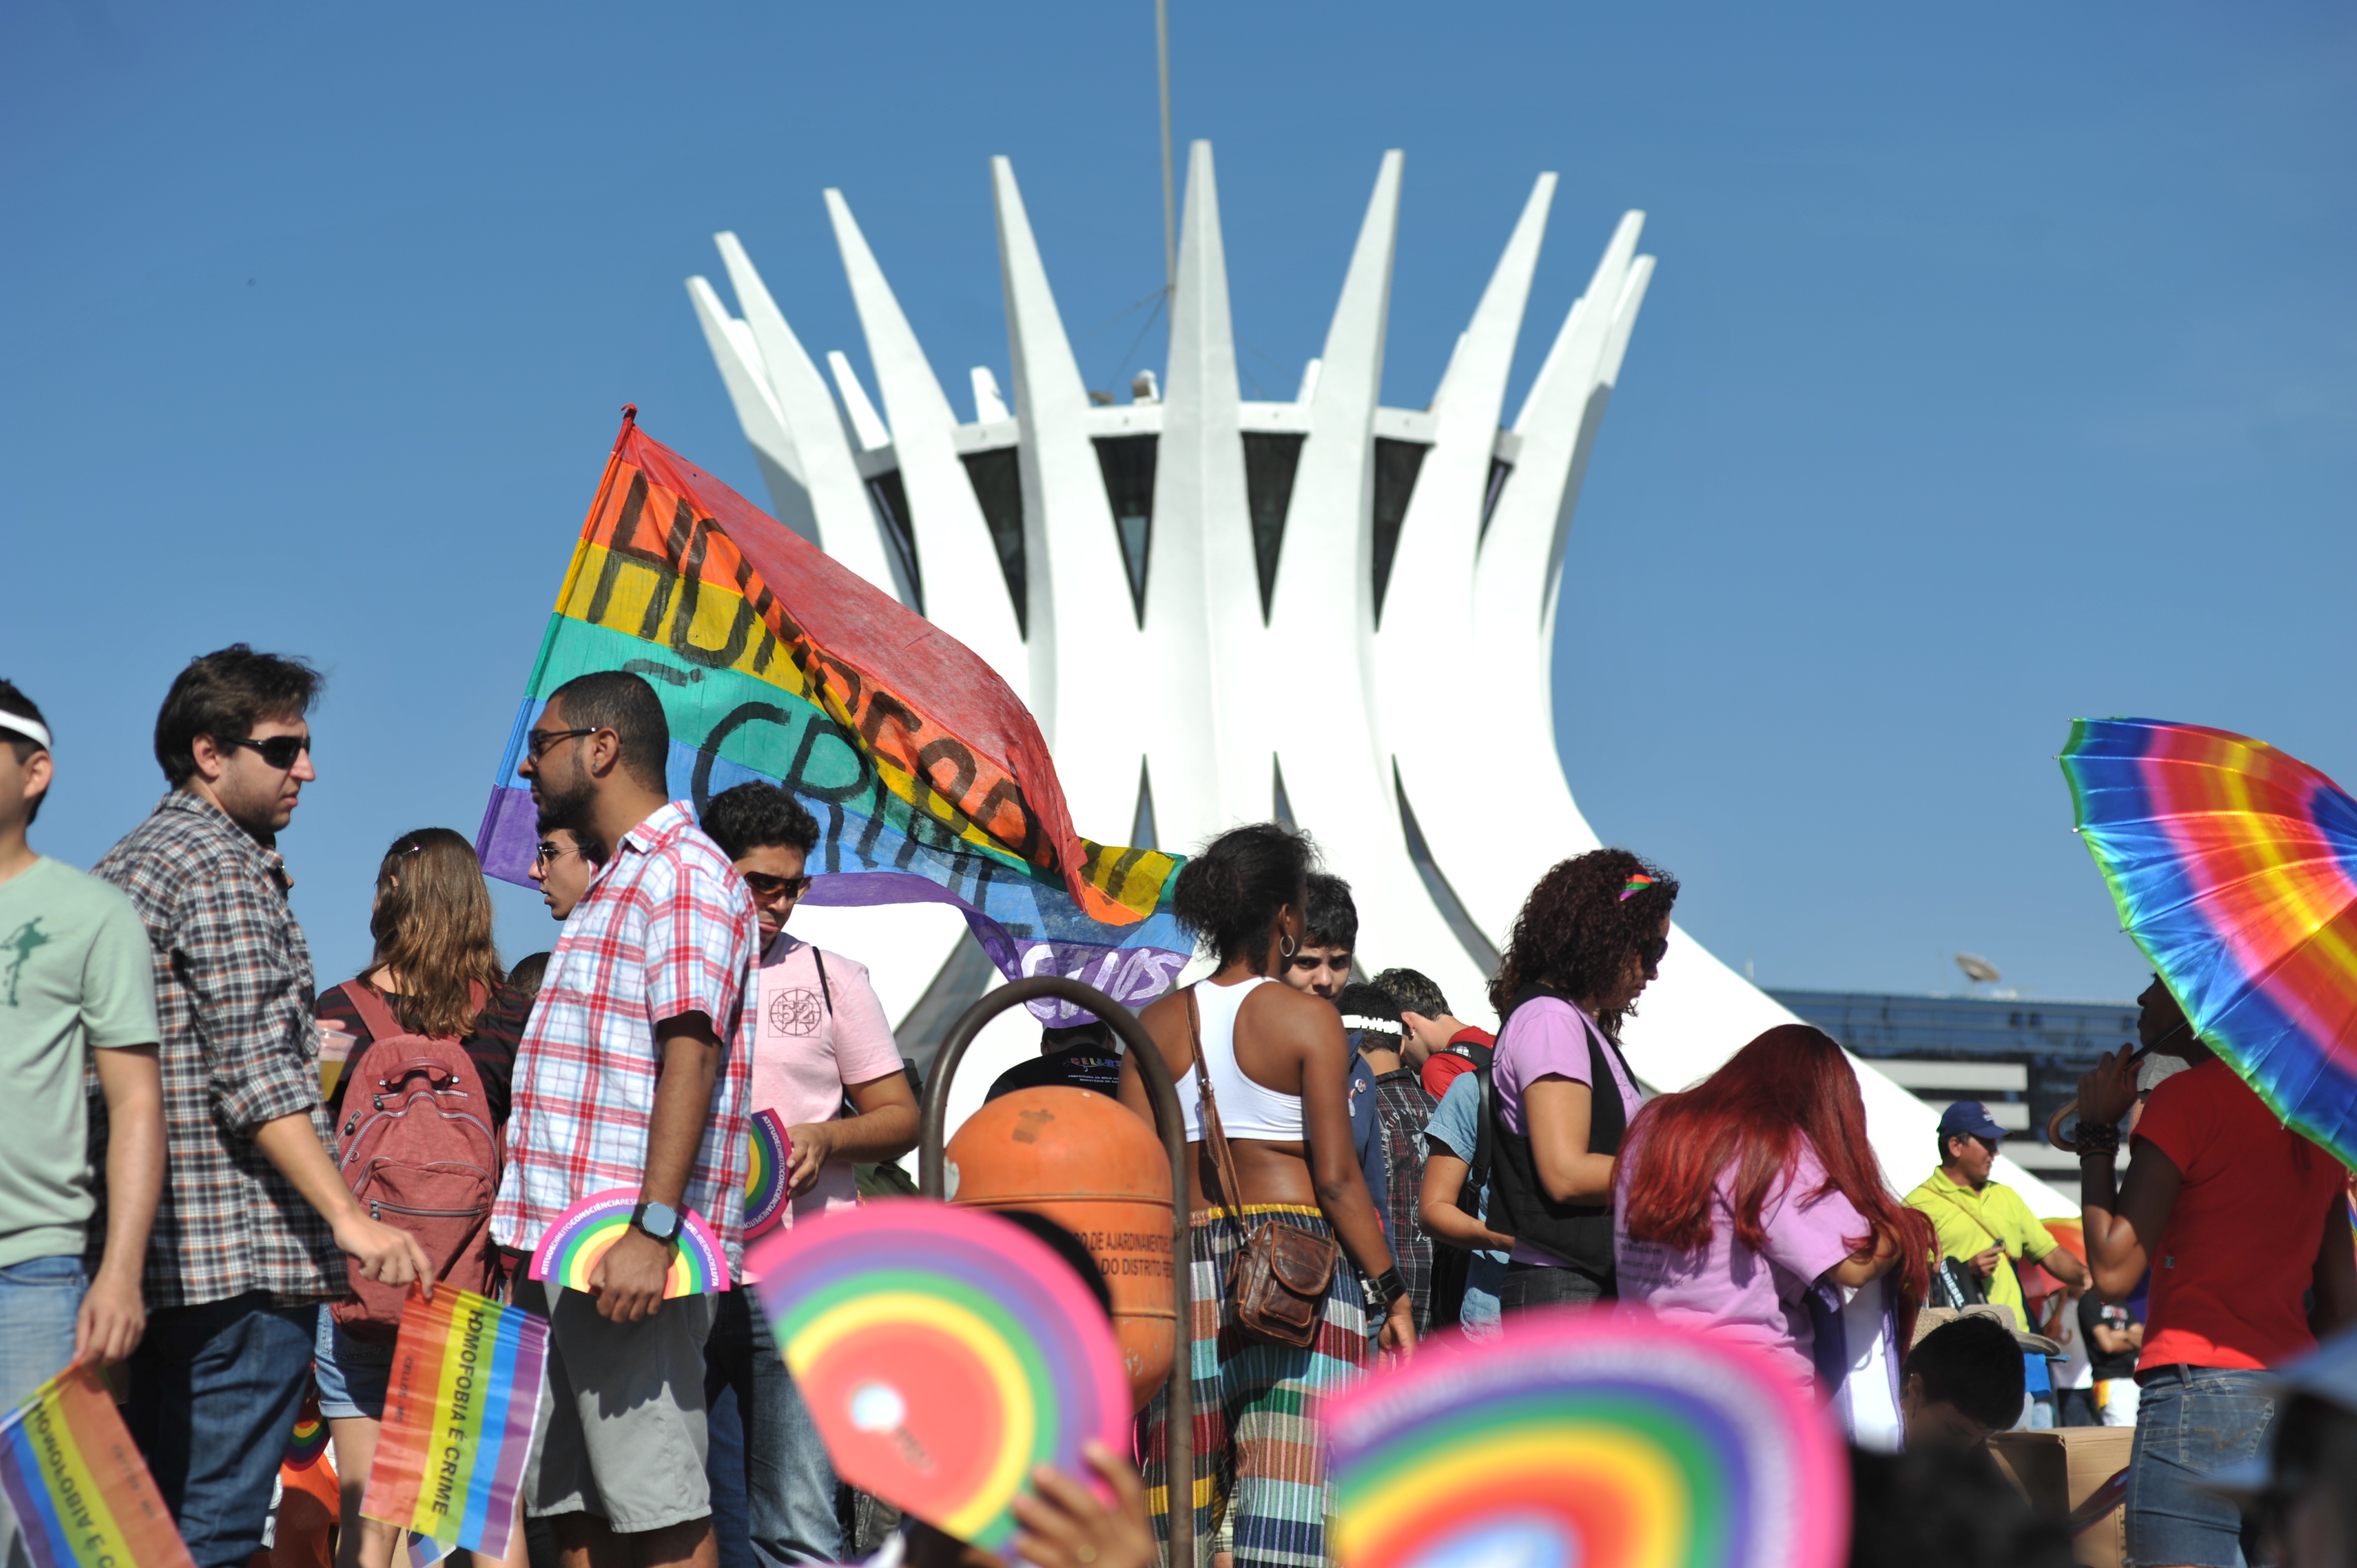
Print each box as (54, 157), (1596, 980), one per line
(0, 712), (50, 750)
(1341, 1015), (1402, 1036)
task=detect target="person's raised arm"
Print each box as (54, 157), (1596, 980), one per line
(2308, 1193), (2357, 1340)
(1287, 994), (1414, 1356)
(1523, 1077), (1615, 1204)
(2076, 1048), (2180, 1300)
(1418, 1146), (1515, 1254)
(79, 1045), (163, 1364)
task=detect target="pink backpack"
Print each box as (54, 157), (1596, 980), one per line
(328, 981), (500, 1340)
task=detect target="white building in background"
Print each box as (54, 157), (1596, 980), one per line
(686, 142), (2072, 1210)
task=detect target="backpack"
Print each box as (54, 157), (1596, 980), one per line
(328, 981), (500, 1340)
(1428, 1062), (1498, 1329)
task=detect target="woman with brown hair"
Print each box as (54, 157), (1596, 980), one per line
(311, 827), (528, 1568)
(1119, 822), (1412, 1568)
(1485, 847), (1677, 1311)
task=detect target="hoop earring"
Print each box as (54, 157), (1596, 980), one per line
(1279, 932), (1297, 960)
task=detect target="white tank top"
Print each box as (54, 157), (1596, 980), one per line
(1177, 977), (1305, 1142)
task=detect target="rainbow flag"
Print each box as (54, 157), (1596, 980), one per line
(361, 1287), (547, 1562)
(0, 1361), (194, 1568)
(473, 411), (1191, 1023)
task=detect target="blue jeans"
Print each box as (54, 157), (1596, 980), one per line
(704, 1287), (841, 1566)
(0, 1256), (86, 1568)
(0, 1256), (86, 1410)
(2127, 1365), (2279, 1568)
(126, 1292), (317, 1568)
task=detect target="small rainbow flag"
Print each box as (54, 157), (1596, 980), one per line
(0, 1361), (194, 1568)
(362, 1287), (548, 1563)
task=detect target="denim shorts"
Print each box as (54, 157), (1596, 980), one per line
(312, 1304), (397, 1421)
(2126, 1364), (2279, 1568)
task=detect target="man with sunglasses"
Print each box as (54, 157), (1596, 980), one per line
(697, 779), (917, 1566)
(493, 670), (759, 1568)
(95, 645), (431, 1567)
(529, 825), (605, 921)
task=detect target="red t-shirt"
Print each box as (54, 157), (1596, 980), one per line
(1419, 1025), (1498, 1100)
(2134, 1058), (2345, 1373)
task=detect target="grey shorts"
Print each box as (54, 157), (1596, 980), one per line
(515, 1278), (717, 1534)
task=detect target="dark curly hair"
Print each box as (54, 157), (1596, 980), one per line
(1170, 822), (1316, 971)
(1488, 848), (1678, 1030)
(701, 780), (820, 860)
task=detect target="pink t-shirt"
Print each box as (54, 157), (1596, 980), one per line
(1613, 1131), (1868, 1392)
(1494, 996), (1645, 1266)
(749, 935), (903, 1236)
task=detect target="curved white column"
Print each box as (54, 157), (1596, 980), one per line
(824, 189), (1029, 701)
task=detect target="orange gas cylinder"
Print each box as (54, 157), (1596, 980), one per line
(945, 1086), (1177, 1410)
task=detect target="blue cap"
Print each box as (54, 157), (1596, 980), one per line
(1937, 1101), (2008, 1142)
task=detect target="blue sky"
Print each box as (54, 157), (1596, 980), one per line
(5, 2), (2350, 1000)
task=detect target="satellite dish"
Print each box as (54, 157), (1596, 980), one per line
(1954, 953), (2002, 984)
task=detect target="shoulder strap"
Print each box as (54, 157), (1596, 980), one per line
(1469, 1062), (1497, 1199)
(337, 979), (404, 1044)
(1923, 1185), (2003, 1250)
(813, 947), (833, 1015)
(1186, 987), (1250, 1225)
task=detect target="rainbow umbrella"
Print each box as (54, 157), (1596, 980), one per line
(2060, 718), (2357, 1170)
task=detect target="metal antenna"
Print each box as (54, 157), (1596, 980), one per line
(1156, 0), (1175, 292)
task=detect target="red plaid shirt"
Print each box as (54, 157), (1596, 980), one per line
(492, 801), (757, 1263)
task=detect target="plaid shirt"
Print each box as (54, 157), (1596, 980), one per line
(1374, 1066), (1439, 1335)
(492, 801), (756, 1264)
(92, 792), (346, 1308)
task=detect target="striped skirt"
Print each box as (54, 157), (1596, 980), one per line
(1138, 1205), (1368, 1568)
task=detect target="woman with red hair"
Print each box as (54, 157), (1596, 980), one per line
(1614, 1025), (1933, 1396)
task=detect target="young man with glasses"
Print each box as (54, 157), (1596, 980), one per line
(495, 671), (758, 1568)
(94, 645), (431, 1567)
(696, 779), (918, 1566)
(529, 824), (605, 921)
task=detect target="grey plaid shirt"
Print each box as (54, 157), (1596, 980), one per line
(94, 792), (346, 1308)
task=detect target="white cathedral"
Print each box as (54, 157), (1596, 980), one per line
(685, 141), (2069, 1209)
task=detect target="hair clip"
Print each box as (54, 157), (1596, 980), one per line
(1619, 874), (1657, 901)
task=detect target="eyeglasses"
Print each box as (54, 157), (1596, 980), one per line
(525, 727), (598, 761)
(741, 871), (813, 899)
(533, 840), (579, 868)
(221, 734), (312, 770)
(1641, 935), (1669, 972)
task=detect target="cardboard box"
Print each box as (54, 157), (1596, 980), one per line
(1988, 1428), (2135, 1568)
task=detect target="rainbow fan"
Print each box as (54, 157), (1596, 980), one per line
(745, 1110), (791, 1239)
(2061, 719), (2357, 1169)
(285, 1404), (330, 1471)
(746, 1200), (1129, 1555)
(528, 1188), (729, 1298)
(1322, 1309), (1849, 1568)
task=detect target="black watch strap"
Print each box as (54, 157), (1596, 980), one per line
(1368, 1266), (1408, 1312)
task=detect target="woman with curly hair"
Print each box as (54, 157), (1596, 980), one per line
(1614, 1025), (1934, 1397)
(1484, 848), (1675, 1309)
(1119, 822), (1412, 1568)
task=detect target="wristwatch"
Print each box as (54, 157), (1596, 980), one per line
(631, 1200), (683, 1245)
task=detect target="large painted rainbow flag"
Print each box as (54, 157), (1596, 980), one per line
(0, 1361), (194, 1568)
(476, 411), (1190, 1022)
(2060, 717), (2357, 1168)
(362, 1287), (548, 1564)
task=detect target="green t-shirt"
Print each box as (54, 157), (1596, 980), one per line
(0, 858), (159, 1268)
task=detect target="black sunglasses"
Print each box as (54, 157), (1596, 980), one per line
(533, 840), (579, 868)
(525, 726), (597, 761)
(1641, 934), (1669, 972)
(222, 734), (312, 770)
(742, 871), (812, 899)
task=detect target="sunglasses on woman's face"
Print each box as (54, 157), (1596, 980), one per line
(221, 734), (312, 770)
(742, 871), (812, 899)
(1640, 935), (1669, 973)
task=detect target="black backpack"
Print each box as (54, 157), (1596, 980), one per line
(1425, 1062), (1499, 1330)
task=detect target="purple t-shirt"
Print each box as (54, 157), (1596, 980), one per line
(1613, 1131), (1867, 1391)
(1493, 996), (1645, 1267)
